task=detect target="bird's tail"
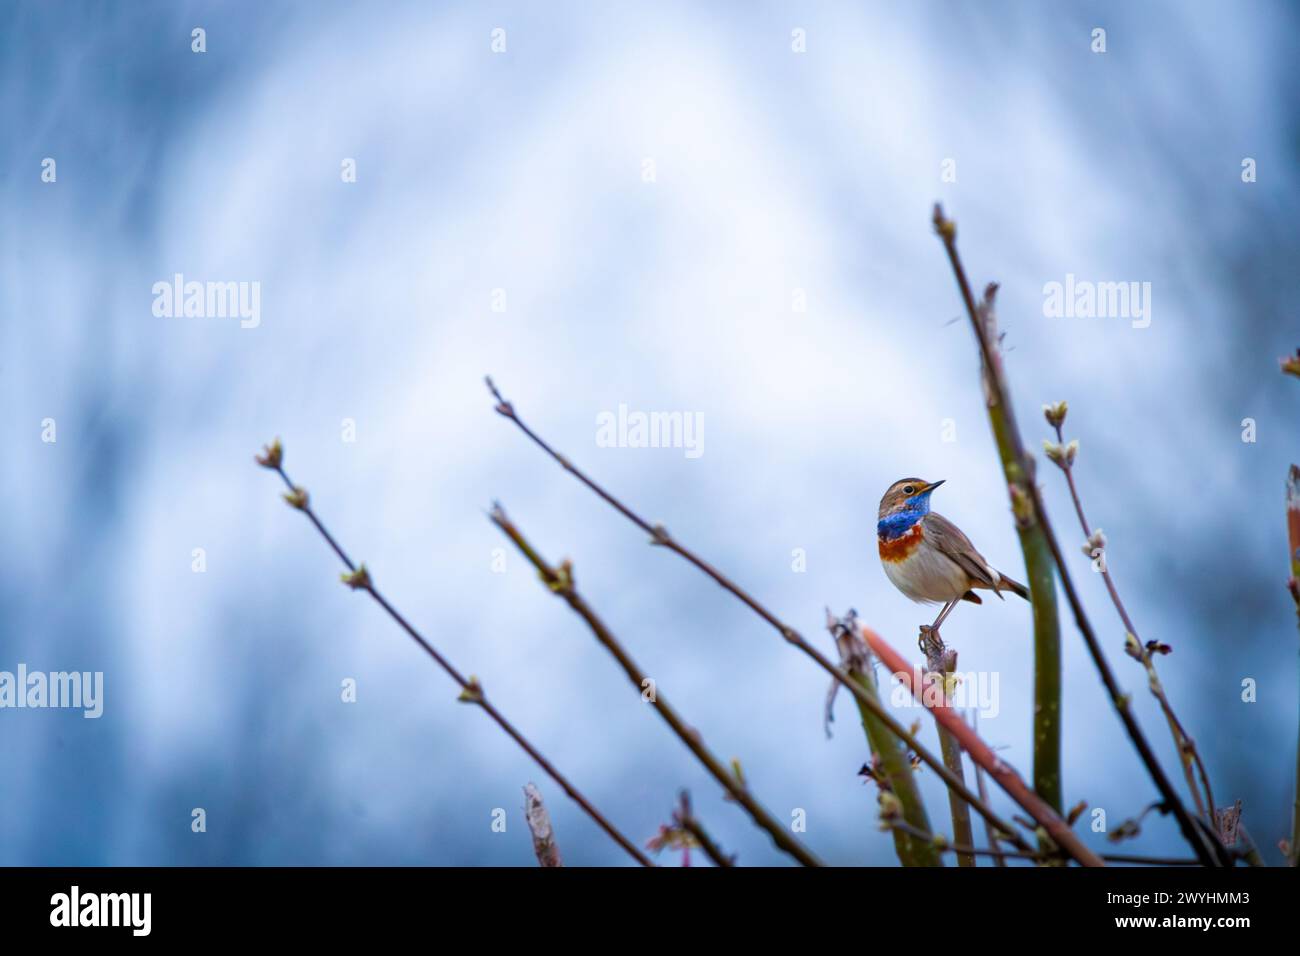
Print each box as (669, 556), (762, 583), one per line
(1000, 575), (1030, 600)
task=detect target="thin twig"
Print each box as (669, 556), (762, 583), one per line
(485, 378), (1037, 857)
(923, 634), (975, 867)
(1288, 463), (1300, 866)
(887, 819), (1040, 862)
(888, 820), (1199, 866)
(1045, 408), (1217, 825)
(491, 503), (822, 867)
(255, 441), (653, 868)
(947, 263), (1064, 814)
(936, 729), (975, 866)
(930, 204), (1229, 868)
(523, 783), (563, 867)
(862, 623), (1105, 866)
(972, 710), (1007, 867)
(675, 791), (736, 867)
(1102, 852), (1202, 866)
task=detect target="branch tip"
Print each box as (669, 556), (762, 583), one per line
(255, 438), (283, 470)
(484, 375), (514, 416)
(1043, 401), (1069, 429)
(523, 783), (563, 867)
(931, 203), (955, 241)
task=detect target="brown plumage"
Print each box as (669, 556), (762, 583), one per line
(877, 477), (1029, 635)
(923, 510), (1030, 602)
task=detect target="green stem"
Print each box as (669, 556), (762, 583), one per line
(1021, 524), (1063, 813)
(975, 302), (1063, 814)
(933, 207), (1224, 865)
(846, 663), (942, 867)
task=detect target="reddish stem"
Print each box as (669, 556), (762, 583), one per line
(859, 624), (1105, 867)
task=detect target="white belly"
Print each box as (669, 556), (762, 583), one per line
(882, 546), (969, 604)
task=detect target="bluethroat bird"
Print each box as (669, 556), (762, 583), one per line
(877, 478), (1029, 644)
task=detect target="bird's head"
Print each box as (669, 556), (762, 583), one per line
(878, 477), (945, 520)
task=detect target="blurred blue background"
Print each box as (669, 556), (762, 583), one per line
(2, 0), (1298, 866)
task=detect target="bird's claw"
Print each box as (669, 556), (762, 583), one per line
(917, 624), (933, 652)
(917, 624), (945, 656)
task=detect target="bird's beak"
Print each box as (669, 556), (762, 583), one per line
(925, 479), (946, 493)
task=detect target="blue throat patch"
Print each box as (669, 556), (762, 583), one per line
(877, 496), (930, 541)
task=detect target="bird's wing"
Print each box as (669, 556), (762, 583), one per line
(923, 512), (1002, 593)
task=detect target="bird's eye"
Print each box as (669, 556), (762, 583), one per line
(903, 485), (915, 495)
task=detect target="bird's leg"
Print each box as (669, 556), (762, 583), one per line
(931, 599), (958, 633)
(917, 599), (958, 652)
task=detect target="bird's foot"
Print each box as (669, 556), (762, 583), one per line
(917, 624), (945, 657)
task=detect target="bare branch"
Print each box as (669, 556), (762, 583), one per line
(674, 791), (736, 867)
(860, 622), (1105, 866)
(484, 378), (1036, 857)
(888, 819), (1199, 866)
(972, 710), (1007, 867)
(1288, 463), (1300, 866)
(1044, 404), (1218, 828)
(930, 204), (1228, 868)
(256, 443), (653, 868)
(921, 632), (974, 867)
(491, 503), (822, 867)
(523, 783), (562, 867)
